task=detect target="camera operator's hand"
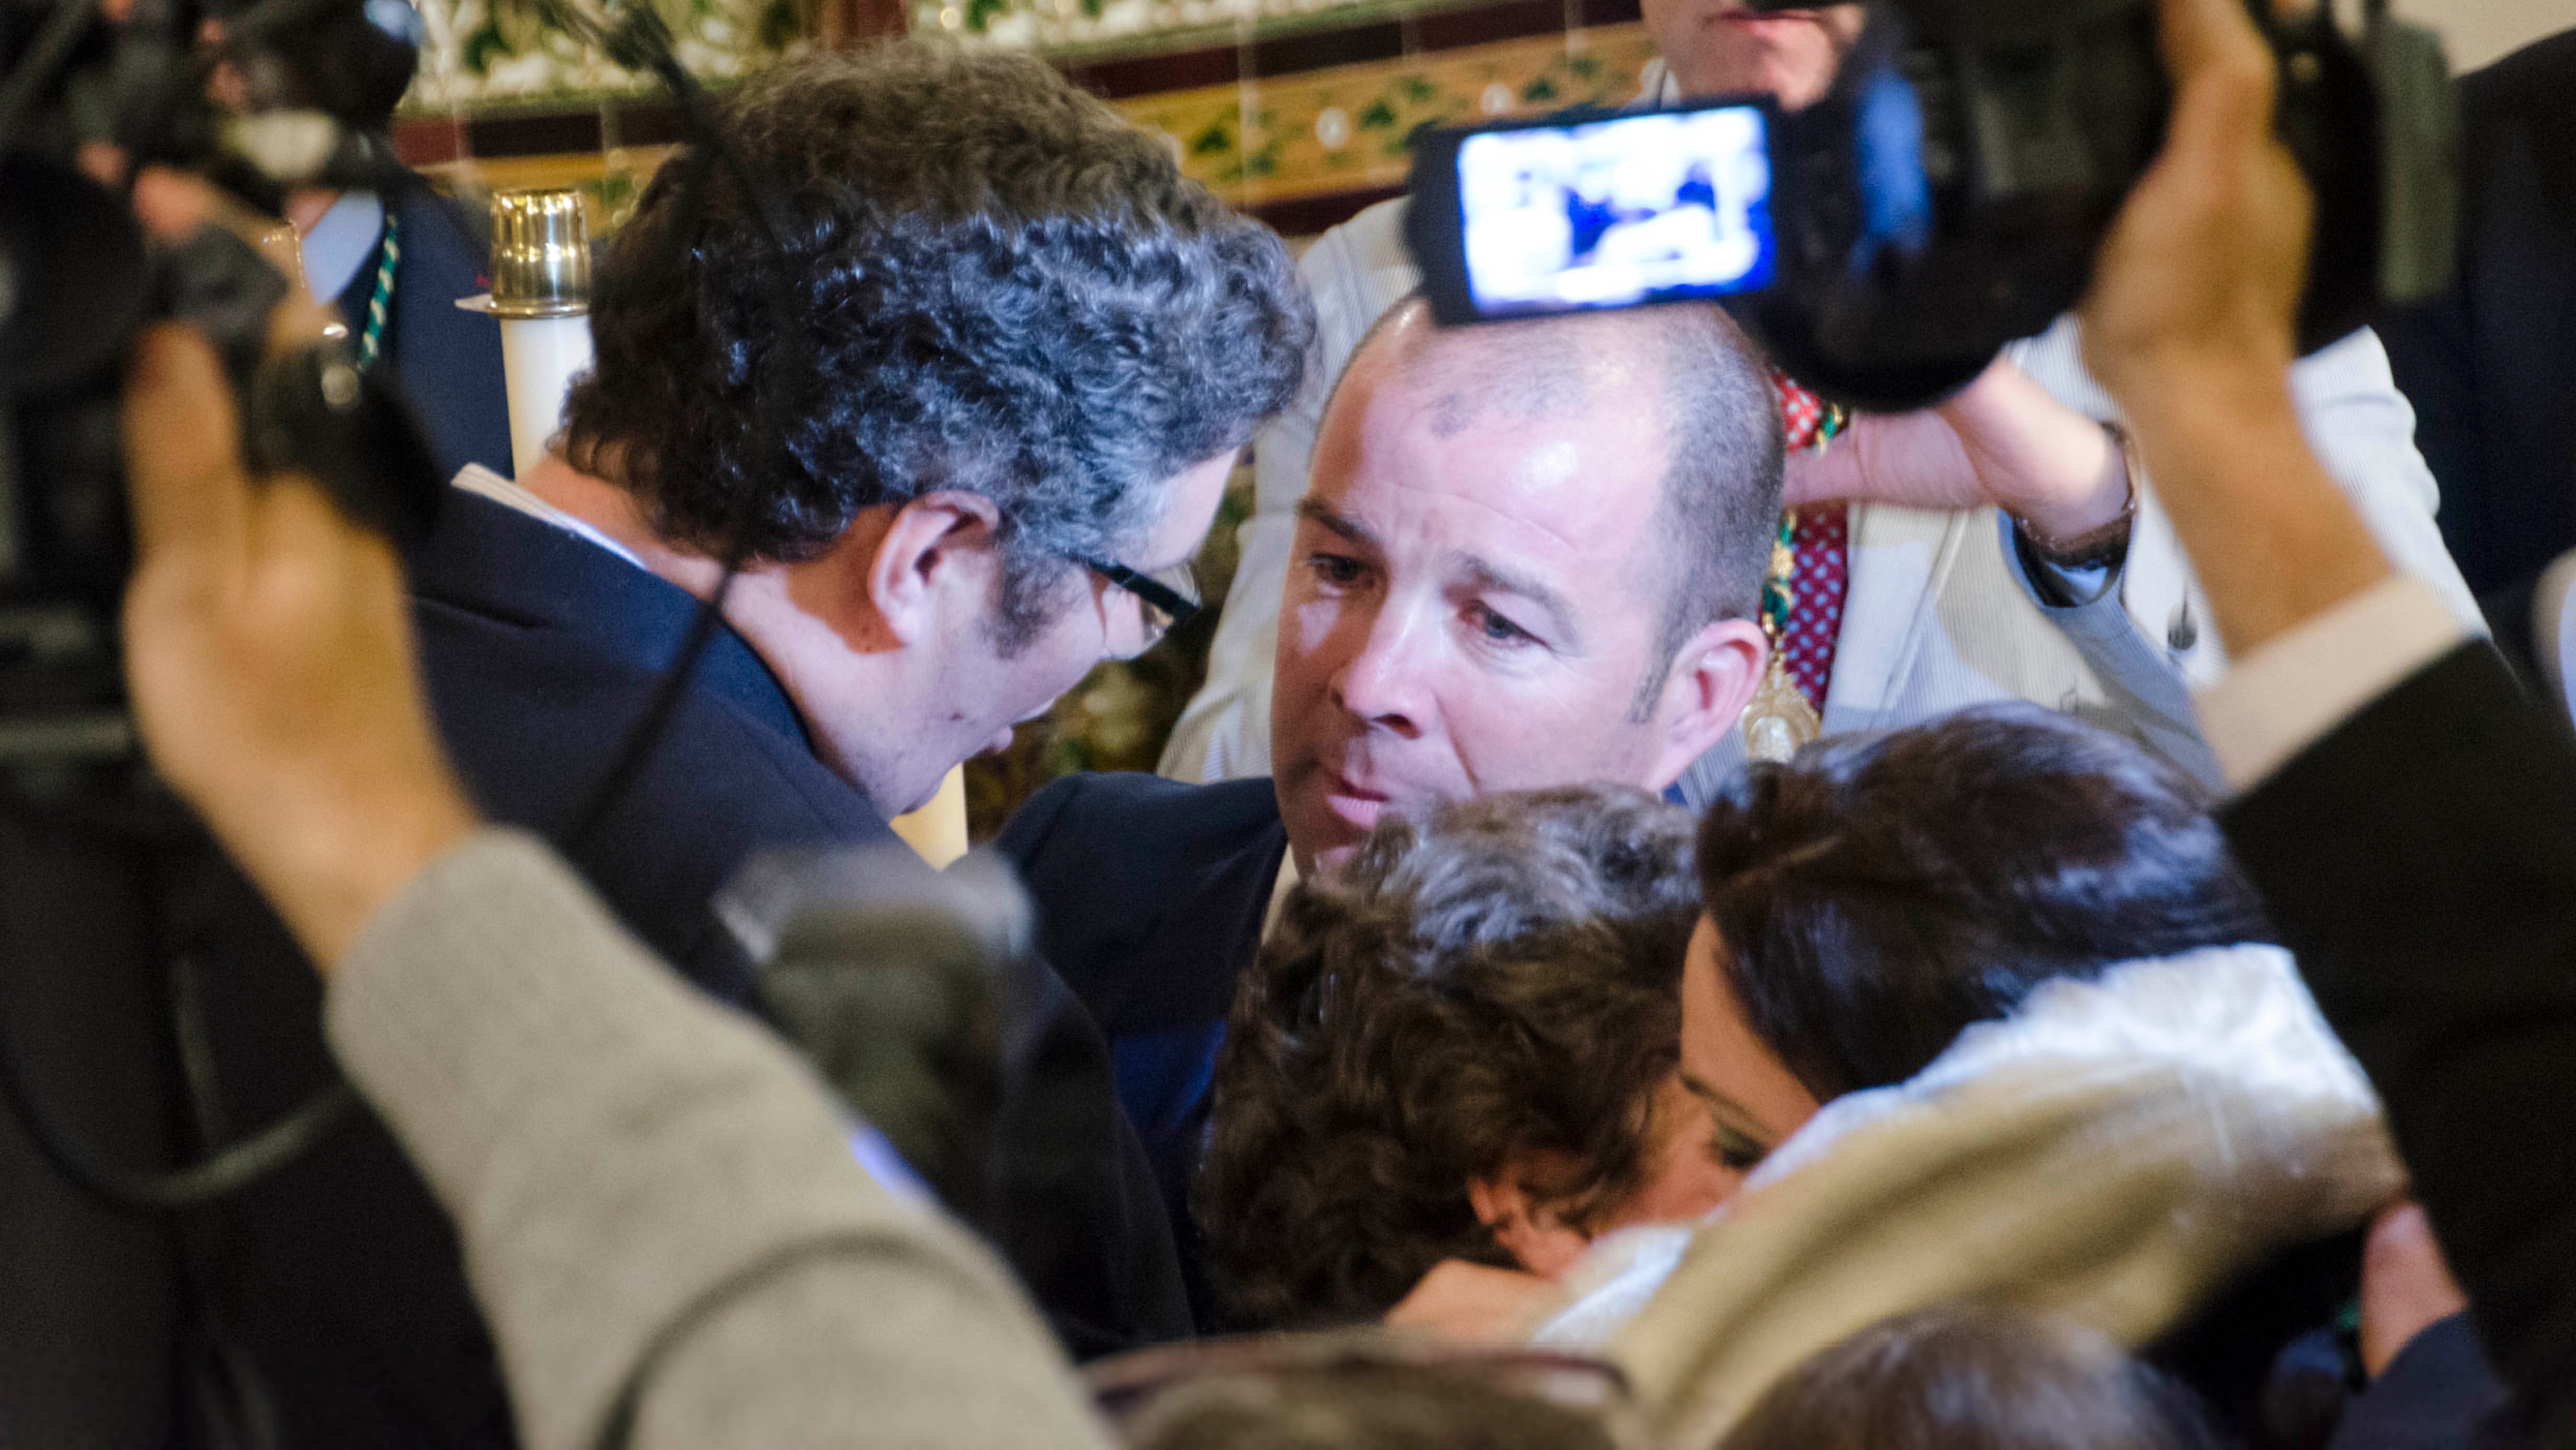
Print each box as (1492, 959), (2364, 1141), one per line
(1782, 356), (2132, 549)
(2073, 0), (2391, 654)
(2079, 0), (2305, 409)
(121, 320), (477, 972)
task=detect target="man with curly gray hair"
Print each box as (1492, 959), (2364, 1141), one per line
(532, 44), (1310, 820)
(188, 41), (1308, 1450)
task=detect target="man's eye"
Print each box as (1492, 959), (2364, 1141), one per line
(1469, 604), (1534, 646)
(1307, 553), (1367, 589)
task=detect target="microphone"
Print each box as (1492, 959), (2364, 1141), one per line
(716, 846), (1032, 1221)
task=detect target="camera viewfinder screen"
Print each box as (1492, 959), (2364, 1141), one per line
(1457, 106), (1773, 314)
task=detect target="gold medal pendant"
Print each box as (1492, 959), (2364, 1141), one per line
(1743, 507), (1822, 764)
(1742, 653), (1821, 764)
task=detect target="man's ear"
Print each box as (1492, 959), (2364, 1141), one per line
(1466, 1170), (1593, 1280)
(864, 491), (1005, 647)
(1643, 617), (1768, 791)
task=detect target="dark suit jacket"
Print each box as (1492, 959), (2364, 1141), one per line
(2328, 1315), (2514, 1450)
(413, 491), (898, 993)
(176, 495), (1182, 1449)
(998, 770), (1289, 1328)
(334, 183), (513, 485)
(2377, 30), (2576, 650)
(2223, 641), (2576, 1444)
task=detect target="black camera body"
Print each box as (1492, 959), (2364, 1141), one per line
(1407, 0), (2458, 409)
(0, 0), (442, 780)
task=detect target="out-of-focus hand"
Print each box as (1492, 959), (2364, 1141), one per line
(121, 321), (477, 972)
(1383, 1259), (1567, 1344)
(1784, 357), (2130, 544)
(2077, 0), (2309, 416)
(2360, 1201), (2470, 1379)
(2065, 0), (2390, 654)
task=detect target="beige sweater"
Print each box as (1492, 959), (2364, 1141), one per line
(327, 828), (1114, 1450)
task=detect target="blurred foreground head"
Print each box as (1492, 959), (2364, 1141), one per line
(1724, 1303), (2220, 1450)
(1100, 1336), (1634, 1450)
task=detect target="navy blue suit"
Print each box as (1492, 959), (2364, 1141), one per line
(333, 182), (513, 485)
(413, 491), (896, 993)
(172, 494), (1184, 1449)
(998, 770), (1288, 1327)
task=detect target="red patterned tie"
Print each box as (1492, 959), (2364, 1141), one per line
(1772, 373), (1849, 718)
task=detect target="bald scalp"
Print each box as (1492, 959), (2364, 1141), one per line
(1336, 299), (1629, 440)
(1332, 296), (1785, 714)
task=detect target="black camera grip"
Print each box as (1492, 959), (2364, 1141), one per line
(156, 223), (442, 551)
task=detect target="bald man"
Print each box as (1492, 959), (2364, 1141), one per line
(996, 296), (1784, 1326)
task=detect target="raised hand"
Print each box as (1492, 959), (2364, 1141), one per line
(1785, 356), (2131, 551)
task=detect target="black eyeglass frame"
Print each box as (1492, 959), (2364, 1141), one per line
(1078, 555), (1204, 638)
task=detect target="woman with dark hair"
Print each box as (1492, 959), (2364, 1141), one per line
(1539, 709), (2407, 1447)
(1676, 700), (2279, 1149)
(1721, 1303), (2222, 1450)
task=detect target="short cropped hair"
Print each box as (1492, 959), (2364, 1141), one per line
(1202, 786), (1699, 1328)
(1641, 305), (1784, 703)
(1338, 298), (1781, 714)
(562, 44), (1312, 638)
(1697, 705), (2276, 1103)
(1723, 1304), (2221, 1450)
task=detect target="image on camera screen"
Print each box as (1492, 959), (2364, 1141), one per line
(1457, 106), (1773, 314)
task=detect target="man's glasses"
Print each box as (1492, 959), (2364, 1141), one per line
(1079, 555), (1203, 651)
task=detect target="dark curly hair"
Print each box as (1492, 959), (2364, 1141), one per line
(1698, 705), (2276, 1104)
(1201, 786), (1700, 1329)
(561, 43), (1313, 640)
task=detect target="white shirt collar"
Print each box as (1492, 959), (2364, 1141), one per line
(449, 463), (650, 571)
(301, 190), (386, 305)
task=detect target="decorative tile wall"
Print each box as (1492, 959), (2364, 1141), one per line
(414, 22), (1655, 239)
(925, 0), (1439, 57)
(406, 0), (809, 109)
(1124, 24), (1654, 209)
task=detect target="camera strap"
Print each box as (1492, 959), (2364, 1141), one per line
(354, 212), (399, 372)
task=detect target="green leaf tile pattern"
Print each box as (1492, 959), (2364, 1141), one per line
(1113, 25), (1656, 207)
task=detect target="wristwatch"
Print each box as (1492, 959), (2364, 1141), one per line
(2012, 421), (2138, 572)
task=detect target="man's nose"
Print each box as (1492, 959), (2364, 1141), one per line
(1329, 606), (1433, 740)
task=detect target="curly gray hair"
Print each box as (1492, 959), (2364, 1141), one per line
(562, 43), (1314, 641)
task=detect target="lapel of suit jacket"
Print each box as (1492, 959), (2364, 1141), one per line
(1823, 500), (1979, 731)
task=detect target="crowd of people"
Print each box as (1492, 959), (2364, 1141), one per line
(36, 0), (2576, 1444)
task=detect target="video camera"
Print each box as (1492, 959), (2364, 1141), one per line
(1406, 0), (2458, 409)
(0, 0), (442, 779)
